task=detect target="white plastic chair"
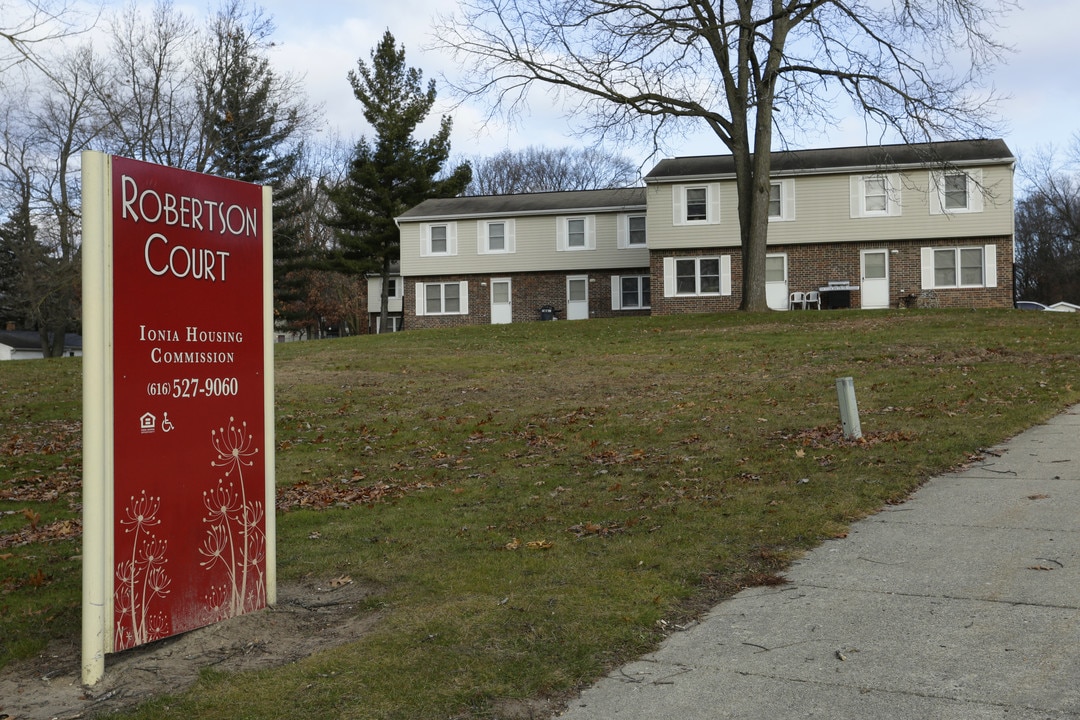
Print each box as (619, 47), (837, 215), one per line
(788, 291), (805, 310)
(805, 291), (821, 309)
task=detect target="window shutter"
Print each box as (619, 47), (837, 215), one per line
(928, 172), (944, 215)
(663, 257), (676, 297)
(505, 220), (516, 253)
(984, 244), (997, 287)
(616, 214), (628, 249)
(672, 187), (685, 226)
(969, 170), (985, 213)
(447, 223), (458, 255)
(920, 247), (935, 289)
(782, 179), (796, 220)
(420, 226), (431, 257)
(555, 216), (567, 251)
(415, 282), (426, 316)
(887, 173), (902, 216)
(721, 255), (732, 296)
(459, 281), (469, 315)
(708, 184), (721, 224)
(850, 176), (863, 218)
(585, 216), (596, 249)
(611, 276), (622, 310)
(476, 220), (486, 254)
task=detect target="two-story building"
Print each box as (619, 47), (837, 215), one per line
(397, 188), (650, 327)
(396, 139), (1014, 329)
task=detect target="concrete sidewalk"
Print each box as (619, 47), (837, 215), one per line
(557, 405), (1080, 719)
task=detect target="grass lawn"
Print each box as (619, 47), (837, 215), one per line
(2, 309), (1078, 718)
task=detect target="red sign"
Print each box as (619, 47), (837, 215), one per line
(109, 157), (269, 650)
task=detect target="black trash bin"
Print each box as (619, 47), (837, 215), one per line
(539, 305), (555, 321)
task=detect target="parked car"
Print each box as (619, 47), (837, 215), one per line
(1015, 300), (1049, 311)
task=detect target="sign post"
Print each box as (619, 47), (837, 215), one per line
(81, 152), (275, 685)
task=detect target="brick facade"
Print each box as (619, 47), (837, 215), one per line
(405, 269), (652, 330)
(650, 236), (1013, 314)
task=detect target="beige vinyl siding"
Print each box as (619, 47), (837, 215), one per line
(401, 211), (649, 277)
(645, 163), (1013, 250)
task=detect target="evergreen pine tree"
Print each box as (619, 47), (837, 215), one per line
(327, 30), (471, 332)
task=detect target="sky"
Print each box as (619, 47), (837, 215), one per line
(101, 0), (1080, 175)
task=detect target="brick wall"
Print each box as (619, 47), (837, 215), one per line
(404, 268), (652, 330)
(650, 236), (1013, 314)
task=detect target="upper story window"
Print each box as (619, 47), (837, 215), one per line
(930, 169), (983, 215)
(421, 222), (457, 257)
(672, 184), (720, 225)
(768, 179), (795, 221)
(386, 278), (400, 298)
(477, 219), (515, 254)
(556, 215), (596, 251)
(850, 174), (901, 218)
(617, 213), (647, 248)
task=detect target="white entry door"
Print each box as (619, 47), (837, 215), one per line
(566, 275), (589, 320)
(765, 254), (789, 310)
(491, 278), (512, 324)
(861, 250), (890, 309)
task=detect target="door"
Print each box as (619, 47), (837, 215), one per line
(861, 250), (889, 309)
(566, 275), (589, 320)
(765, 254), (789, 310)
(490, 278), (512, 324)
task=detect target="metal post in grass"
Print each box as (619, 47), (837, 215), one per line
(836, 377), (862, 440)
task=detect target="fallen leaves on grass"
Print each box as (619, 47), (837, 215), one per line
(773, 425), (918, 448)
(276, 478), (435, 512)
(0, 517), (81, 550)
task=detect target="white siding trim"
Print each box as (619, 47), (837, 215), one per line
(920, 247), (935, 289)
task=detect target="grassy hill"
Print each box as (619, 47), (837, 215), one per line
(2, 309), (1078, 718)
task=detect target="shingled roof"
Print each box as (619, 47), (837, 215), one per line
(645, 139), (1014, 181)
(396, 187), (647, 223)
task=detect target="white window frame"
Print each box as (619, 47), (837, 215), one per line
(768, 178), (796, 222)
(415, 281), (469, 316)
(672, 184), (721, 226)
(610, 274), (651, 310)
(477, 219), (516, 255)
(420, 222), (458, 257)
(920, 245), (998, 289)
(617, 213), (648, 248)
(386, 277), (402, 299)
(556, 215), (596, 251)
(850, 173), (902, 218)
(929, 169), (984, 215)
(662, 256), (732, 297)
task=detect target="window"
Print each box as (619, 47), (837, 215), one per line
(765, 255), (787, 283)
(672, 184), (720, 225)
(477, 219), (515, 254)
(421, 222), (457, 256)
(677, 258), (720, 294)
(850, 174), (900, 217)
(567, 218), (586, 247)
(663, 256), (731, 297)
(768, 179), (795, 221)
(930, 169), (983, 214)
(627, 215), (646, 246)
(557, 216), (595, 251)
(430, 225), (447, 253)
(920, 245), (997, 289)
(611, 275), (651, 310)
(415, 281), (469, 316)
(386, 278), (400, 298)
(685, 188), (707, 221)
(944, 174), (968, 210)
(864, 177), (888, 213)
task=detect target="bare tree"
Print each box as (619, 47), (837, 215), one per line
(1014, 138), (1080, 304)
(466, 145), (640, 195)
(435, 0), (1014, 309)
(0, 0), (93, 83)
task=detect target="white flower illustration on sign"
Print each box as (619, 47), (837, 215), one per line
(115, 490), (171, 648)
(200, 417), (264, 618)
